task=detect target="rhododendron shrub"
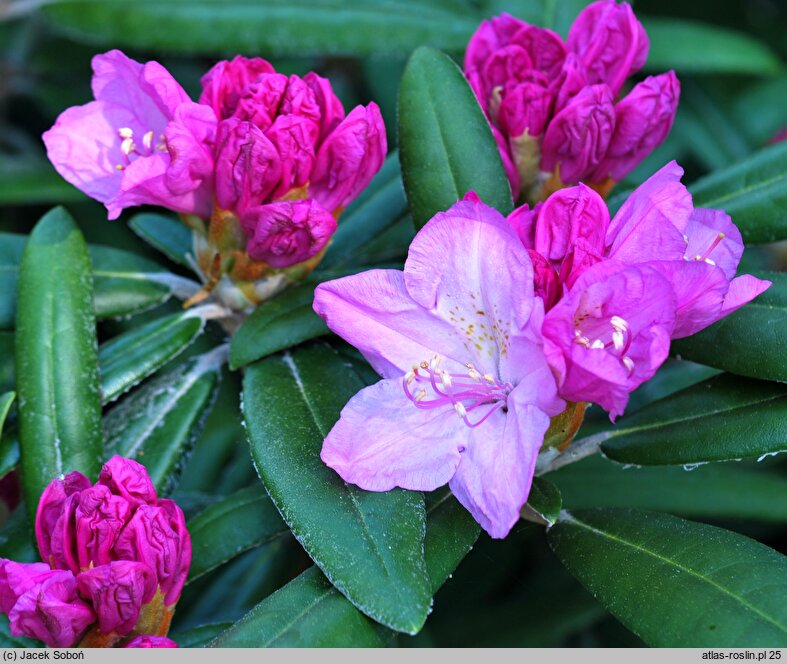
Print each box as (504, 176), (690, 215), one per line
(2, 0), (785, 651)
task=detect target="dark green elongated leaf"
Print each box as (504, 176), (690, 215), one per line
(242, 344), (431, 634)
(521, 477), (561, 527)
(732, 77), (787, 146)
(43, 0), (480, 57)
(16, 208), (102, 516)
(399, 46), (513, 230)
(0, 232), (200, 329)
(186, 485), (288, 583)
(550, 455), (787, 523)
(171, 623), (233, 648)
(99, 307), (209, 403)
(228, 281), (328, 370)
(210, 490), (478, 647)
(549, 508), (787, 647)
(321, 153), (408, 270)
(0, 393), (14, 437)
(104, 346), (225, 494)
(642, 18), (783, 75)
(690, 142), (787, 244)
(210, 566), (391, 648)
(671, 272), (785, 381)
(128, 213), (194, 269)
(593, 374), (787, 466)
(0, 504), (36, 563)
(0, 333), (14, 394)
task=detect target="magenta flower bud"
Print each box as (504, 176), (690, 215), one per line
(5, 567), (94, 647)
(264, 115), (319, 199)
(515, 25), (567, 79)
(113, 500), (191, 607)
(482, 44), (533, 100)
(0, 560), (53, 614)
(125, 635), (179, 648)
(70, 485), (132, 572)
(232, 73), (289, 131)
(311, 103), (387, 212)
(465, 14), (529, 80)
(97, 455), (157, 509)
(77, 561), (157, 636)
(36, 471), (90, 568)
(506, 201), (541, 249)
(241, 199), (337, 268)
(541, 84), (615, 184)
(498, 79), (553, 139)
(199, 55), (276, 120)
(304, 72), (346, 142)
(550, 53), (588, 113)
(279, 75), (322, 128)
(567, 0), (649, 97)
(534, 183), (609, 269)
(528, 249), (559, 310)
(214, 118), (281, 213)
(590, 71), (680, 183)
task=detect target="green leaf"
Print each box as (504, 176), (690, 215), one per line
(398, 46), (513, 230)
(0, 333), (14, 394)
(187, 485), (288, 583)
(521, 477), (562, 527)
(104, 346), (225, 494)
(550, 455), (787, 523)
(242, 343), (431, 634)
(228, 280), (328, 370)
(15, 207), (103, 517)
(1, 232), (199, 330)
(690, 142), (787, 244)
(321, 153), (408, 270)
(209, 490), (477, 647)
(642, 18), (783, 75)
(171, 623), (234, 648)
(43, 1), (480, 57)
(0, 157), (84, 206)
(0, 433), (18, 481)
(99, 307), (208, 404)
(0, 393), (14, 437)
(549, 508), (787, 647)
(128, 213), (195, 269)
(594, 374), (787, 466)
(209, 566), (391, 648)
(672, 271), (786, 381)
(0, 504), (37, 563)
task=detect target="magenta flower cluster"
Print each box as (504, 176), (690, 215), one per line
(465, 0), (679, 198)
(313, 164), (769, 539)
(43, 51), (386, 269)
(0, 457), (189, 647)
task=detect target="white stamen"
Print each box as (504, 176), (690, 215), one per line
(415, 389), (427, 402)
(610, 316), (629, 332)
(704, 258), (716, 266)
(142, 130), (154, 151)
(612, 330), (624, 352)
(440, 371), (452, 388)
(482, 373), (495, 384)
(590, 339), (605, 350)
(121, 137), (135, 155)
(429, 354), (441, 371)
(683, 234), (689, 245)
(405, 371), (415, 385)
(622, 356), (635, 374)
(454, 403), (467, 418)
(118, 127), (133, 139)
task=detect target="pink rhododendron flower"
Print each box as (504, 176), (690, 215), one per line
(314, 196), (564, 538)
(0, 562), (94, 647)
(125, 635), (179, 648)
(43, 50), (215, 220)
(464, 1), (679, 197)
(505, 160), (770, 418)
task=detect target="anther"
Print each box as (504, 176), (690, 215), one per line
(622, 356), (635, 374)
(415, 389), (427, 402)
(454, 403), (468, 418)
(142, 130), (154, 151)
(440, 371), (452, 388)
(118, 127), (134, 139)
(590, 339), (605, 349)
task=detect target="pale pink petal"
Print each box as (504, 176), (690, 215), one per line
(606, 161), (693, 263)
(314, 270), (473, 379)
(684, 208), (743, 280)
(449, 399), (550, 538)
(321, 378), (465, 492)
(721, 274), (771, 317)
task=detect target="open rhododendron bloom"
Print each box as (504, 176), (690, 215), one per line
(465, 0), (680, 201)
(43, 51), (387, 309)
(314, 196), (565, 538)
(0, 456), (189, 648)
